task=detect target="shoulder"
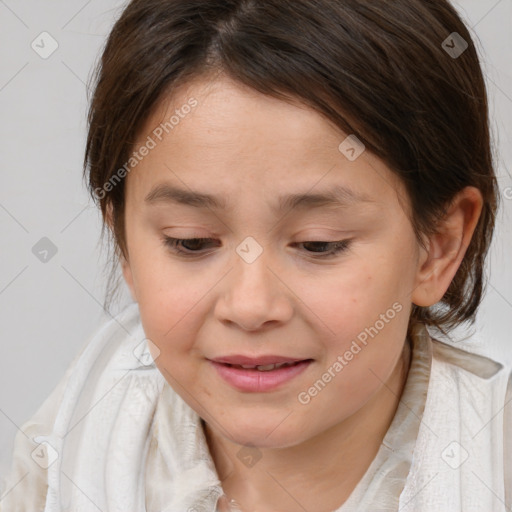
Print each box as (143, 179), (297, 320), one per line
(429, 335), (512, 507)
(430, 336), (506, 379)
(0, 302), (143, 511)
(403, 330), (512, 509)
(428, 335), (510, 414)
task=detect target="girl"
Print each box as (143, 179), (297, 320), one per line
(1, 0), (511, 511)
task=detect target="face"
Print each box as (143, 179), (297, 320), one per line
(120, 74), (425, 449)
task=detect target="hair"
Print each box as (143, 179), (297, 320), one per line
(83, 0), (500, 340)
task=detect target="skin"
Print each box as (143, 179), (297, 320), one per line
(114, 73), (483, 512)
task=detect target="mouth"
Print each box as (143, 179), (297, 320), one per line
(220, 360), (312, 371)
(208, 358), (314, 392)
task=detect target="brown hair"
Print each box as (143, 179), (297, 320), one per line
(84, 0), (500, 339)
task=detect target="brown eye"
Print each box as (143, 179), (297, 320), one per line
(162, 237), (219, 255)
(162, 236), (352, 259)
(295, 240), (352, 258)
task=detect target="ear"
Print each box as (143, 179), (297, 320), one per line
(106, 202), (138, 303)
(411, 186), (483, 307)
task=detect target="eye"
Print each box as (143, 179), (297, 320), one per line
(162, 236), (219, 255)
(296, 240), (352, 258)
(162, 236), (352, 259)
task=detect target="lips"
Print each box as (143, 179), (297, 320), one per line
(209, 358), (313, 392)
(224, 361), (303, 371)
(210, 355), (309, 366)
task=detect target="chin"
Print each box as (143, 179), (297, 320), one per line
(219, 418), (310, 450)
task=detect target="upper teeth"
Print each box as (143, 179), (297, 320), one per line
(237, 362), (295, 371)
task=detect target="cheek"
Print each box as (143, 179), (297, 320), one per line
(126, 245), (201, 361)
(304, 318), (407, 422)
(137, 279), (205, 358)
(297, 255), (409, 394)
(296, 259), (402, 341)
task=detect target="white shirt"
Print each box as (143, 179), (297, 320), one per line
(1, 302), (510, 511)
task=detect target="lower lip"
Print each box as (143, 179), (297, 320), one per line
(209, 360), (312, 392)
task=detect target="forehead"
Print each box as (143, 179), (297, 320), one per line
(127, 75), (407, 214)
(147, 75), (343, 157)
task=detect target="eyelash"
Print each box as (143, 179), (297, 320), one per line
(161, 236), (352, 259)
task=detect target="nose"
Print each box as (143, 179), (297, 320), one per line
(214, 246), (294, 332)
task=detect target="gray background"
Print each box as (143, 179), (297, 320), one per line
(1, 0), (511, 482)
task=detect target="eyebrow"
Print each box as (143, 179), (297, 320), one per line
(144, 183), (376, 212)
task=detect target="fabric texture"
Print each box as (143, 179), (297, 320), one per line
(0, 301), (510, 512)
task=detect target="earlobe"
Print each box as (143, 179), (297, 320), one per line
(411, 186), (483, 307)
